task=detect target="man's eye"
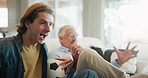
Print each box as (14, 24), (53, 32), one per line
(40, 22), (46, 24)
(49, 23), (52, 26)
(68, 34), (77, 37)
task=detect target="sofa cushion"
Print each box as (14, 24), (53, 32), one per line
(136, 61), (148, 74)
(90, 46), (104, 58)
(45, 37), (104, 53)
(91, 47), (137, 74)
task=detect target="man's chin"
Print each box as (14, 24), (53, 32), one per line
(72, 42), (77, 45)
(39, 40), (45, 44)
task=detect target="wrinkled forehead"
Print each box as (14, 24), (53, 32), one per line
(65, 29), (77, 34)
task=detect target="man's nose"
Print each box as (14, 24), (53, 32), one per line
(73, 36), (77, 40)
(45, 25), (51, 32)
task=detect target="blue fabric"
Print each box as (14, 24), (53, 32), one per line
(74, 69), (99, 78)
(49, 46), (75, 78)
(0, 33), (49, 78)
(111, 59), (121, 68)
(67, 68), (76, 78)
(49, 46), (73, 60)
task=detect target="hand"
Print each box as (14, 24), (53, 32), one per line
(113, 42), (139, 65)
(70, 44), (83, 68)
(55, 57), (73, 74)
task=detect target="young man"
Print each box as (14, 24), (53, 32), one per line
(0, 3), (53, 78)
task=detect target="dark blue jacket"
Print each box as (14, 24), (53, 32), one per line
(0, 34), (49, 78)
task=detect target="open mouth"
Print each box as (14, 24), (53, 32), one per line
(71, 41), (77, 45)
(40, 33), (48, 39)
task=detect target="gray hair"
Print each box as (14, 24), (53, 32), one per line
(58, 25), (76, 37)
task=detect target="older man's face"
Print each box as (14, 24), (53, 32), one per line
(59, 29), (77, 49)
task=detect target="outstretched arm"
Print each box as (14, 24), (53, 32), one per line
(113, 42), (139, 65)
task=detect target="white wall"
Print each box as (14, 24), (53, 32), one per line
(7, 0), (31, 36)
(7, 0), (20, 33)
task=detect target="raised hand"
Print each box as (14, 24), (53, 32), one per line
(70, 44), (83, 68)
(56, 57), (73, 74)
(113, 42), (139, 65)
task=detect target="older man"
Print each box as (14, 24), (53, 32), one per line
(49, 25), (99, 78)
(49, 25), (139, 78)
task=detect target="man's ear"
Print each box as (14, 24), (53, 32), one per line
(59, 37), (64, 42)
(25, 21), (31, 29)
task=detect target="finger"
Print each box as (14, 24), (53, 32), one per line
(70, 45), (75, 54)
(130, 45), (137, 51)
(61, 65), (66, 70)
(64, 61), (73, 69)
(130, 54), (137, 58)
(60, 59), (72, 65)
(113, 46), (119, 52)
(72, 45), (80, 53)
(75, 46), (83, 54)
(130, 50), (139, 58)
(61, 61), (73, 70)
(65, 63), (73, 74)
(74, 47), (81, 53)
(131, 50), (139, 55)
(72, 46), (80, 56)
(55, 58), (66, 61)
(126, 42), (131, 50)
(71, 44), (77, 52)
(56, 56), (71, 61)
(72, 52), (78, 59)
(78, 48), (84, 54)
(65, 68), (71, 74)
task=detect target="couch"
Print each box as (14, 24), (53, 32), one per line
(45, 37), (148, 74)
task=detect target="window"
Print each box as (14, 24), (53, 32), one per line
(47, 0), (83, 38)
(0, 0), (8, 38)
(0, 8), (8, 28)
(104, 0), (148, 48)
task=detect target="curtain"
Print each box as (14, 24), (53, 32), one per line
(83, 0), (104, 40)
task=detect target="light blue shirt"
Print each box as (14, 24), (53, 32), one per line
(49, 46), (75, 78)
(112, 59), (121, 68)
(49, 46), (121, 68)
(49, 46), (73, 60)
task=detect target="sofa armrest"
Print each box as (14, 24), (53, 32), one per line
(136, 60), (148, 74)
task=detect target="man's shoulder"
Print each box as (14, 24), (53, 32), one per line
(49, 49), (60, 59)
(0, 34), (21, 44)
(0, 34), (22, 52)
(49, 48), (61, 54)
(0, 36), (14, 46)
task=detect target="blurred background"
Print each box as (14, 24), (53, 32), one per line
(0, 0), (148, 59)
